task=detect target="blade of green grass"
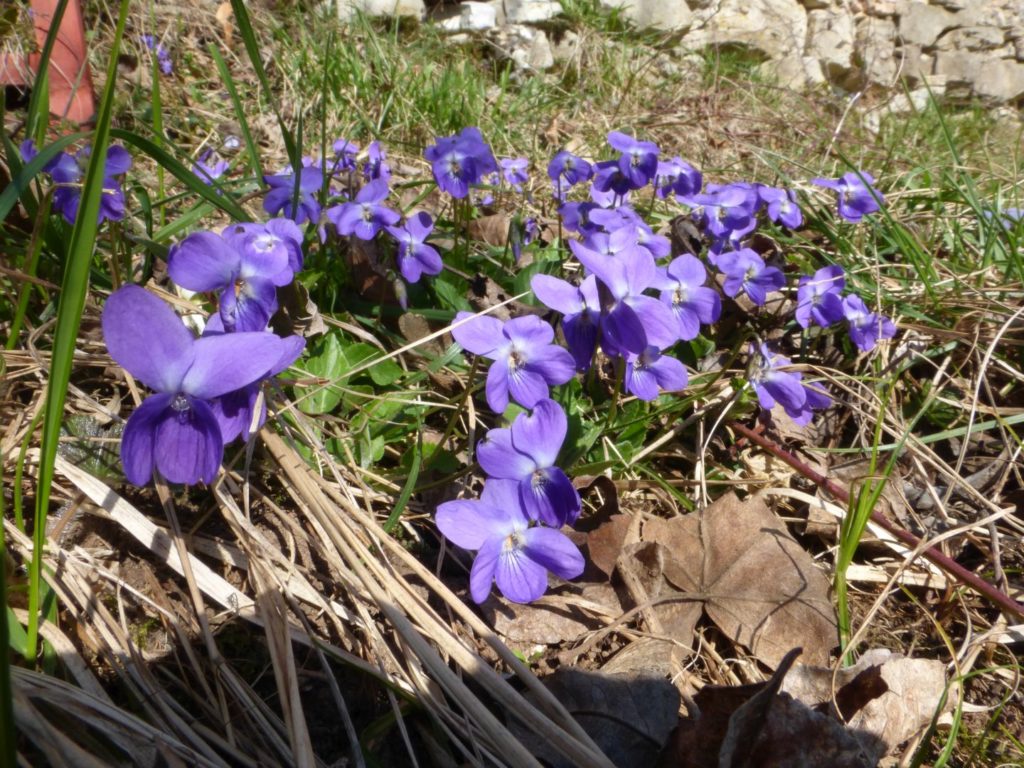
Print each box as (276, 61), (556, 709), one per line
(208, 43), (264, 181)
(229, 0), (298, 167)
(108, 129), (251, 222)
(0, 470), (14, 767)
(25, 0), (133, 661)
(151, 51), (166, 231)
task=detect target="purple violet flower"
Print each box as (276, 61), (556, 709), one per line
(385, 212), (442, 283)
(202, 313), (306, 443)
(842, 295), (896, 351)
(655, 156), (702, 200)
(49, 144), (132, 225)
(749, 343), (831, 425)
(591, 159), (633, 201)
(570, 235), (678, 354)
(652, 255), (722, 340)
(102, 286), (290, 485)
(607, 130), (659, 190)
(547, 150), (593, 188)
(795, 266), (845, 329)
(716, 248), (786, 306)
(759, 186), (803, 229)
(812, 171), (883, 222)
(625, 346), (689, 402)
(332, 139), (360, 173)
(450, 313), (575, 414)
(193, 149), (229, 186)
(326, 179), (400, 240)
(435, 478), (585, 604)
(168, 226), (295, 332)
(500, 157), (529, 192)
(223, 217), (305, 274)
(141, 34), (172, 75)
(531, 273), (601, 372)
(477, 399), (581, 527)
(424, 127), (498, 199)
(263, 166), (323, 224)
(363, 140), (391, 183)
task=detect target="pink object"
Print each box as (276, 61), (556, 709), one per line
(0, 0), (96, 124)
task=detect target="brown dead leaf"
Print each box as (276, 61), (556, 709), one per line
(586, 513), (632, 578)
(658, 648), (879, 768)
(482, 583), (623, 649)
(467, 213), (510, 248)
(512, 668), (680, 768)
(782, 649), (949, 761)
(616, 541), (702, 653)
(642, 492), (837, 668)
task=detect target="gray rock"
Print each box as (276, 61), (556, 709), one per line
(764, 53), (826, 89)
(599, 0), (694, 32)
(898, 2), (956, 48)
(552, 30), (581, 63)
(684, 0), (808, 60)
(934, 49), (1024, 101)
(330, 0), (425, 21)
(806, 9), (856, 80)
(437, 1), (500, 32)
(937, 25), (1007, 52)
(931, 0), (969, 9)
(896, 43), (935, 85)
(855, 16), (899, 86)
(508, 26), (555, 70)
(505, 0), (562, 24)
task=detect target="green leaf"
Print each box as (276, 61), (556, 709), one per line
(367, 357), (403, 386)
(295, 333), (345, 415)
(432, 274), (471, 312)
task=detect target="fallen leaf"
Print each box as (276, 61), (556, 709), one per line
(482, 583), (623, 648)
(467, 213), (510, 248)
(512, 668), (680, 768)
(658, 648), (879, 768)
(643, 492), (837, 668)
(586, 513), (632, 578)
(782, 649), (949, 761)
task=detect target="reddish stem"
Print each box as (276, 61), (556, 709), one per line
(729, 420), (1024, 619)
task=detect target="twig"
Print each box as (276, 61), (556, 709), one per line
(728, 421), (1024, 619)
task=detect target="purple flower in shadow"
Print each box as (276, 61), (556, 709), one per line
(500, 157), (529, 192)
(49, 144), (132, 224)
(750, 343), (831, 425)
(102, 286), (290, 485)
(436, 478), (584, 604)
(451, 312), (575, 413)
(326, 179), (400, 240)
(477, 399), (581, 527)
(759, 186), (803, 229)
(363, 140), (391, 182)
(263, 166), (323, 224)
(194, 149), (229, 186)
(386, 212), (442, 283)
(548, 150), (593, 188)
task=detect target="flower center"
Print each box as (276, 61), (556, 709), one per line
(503, 530), (525, 552)
(673, 285), (690, 305)
(508, 348), (526, 372)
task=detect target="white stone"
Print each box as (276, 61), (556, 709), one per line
(599, 0), (693, 31)
(806, 9), (856, 80)
(551, 30), (581, 63)
(898, 2), (956, 47)
(896, 43), (934, 85)
(763, 54), (826, 89)
(934, 50), (1024, 101)
(509, 26), (555, 70)
(937, 26), (1007, 52)
(505, 0), (562, 24)
(683, 0), (808, 60)
(330, 0), (425, 20)
(438, 1), (499, 32)
(854, 16), (899, 86)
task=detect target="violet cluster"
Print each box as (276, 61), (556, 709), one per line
(105, 214), (309, 486)
(435, 398), (584, 604)
(20, 140), (132, 225)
